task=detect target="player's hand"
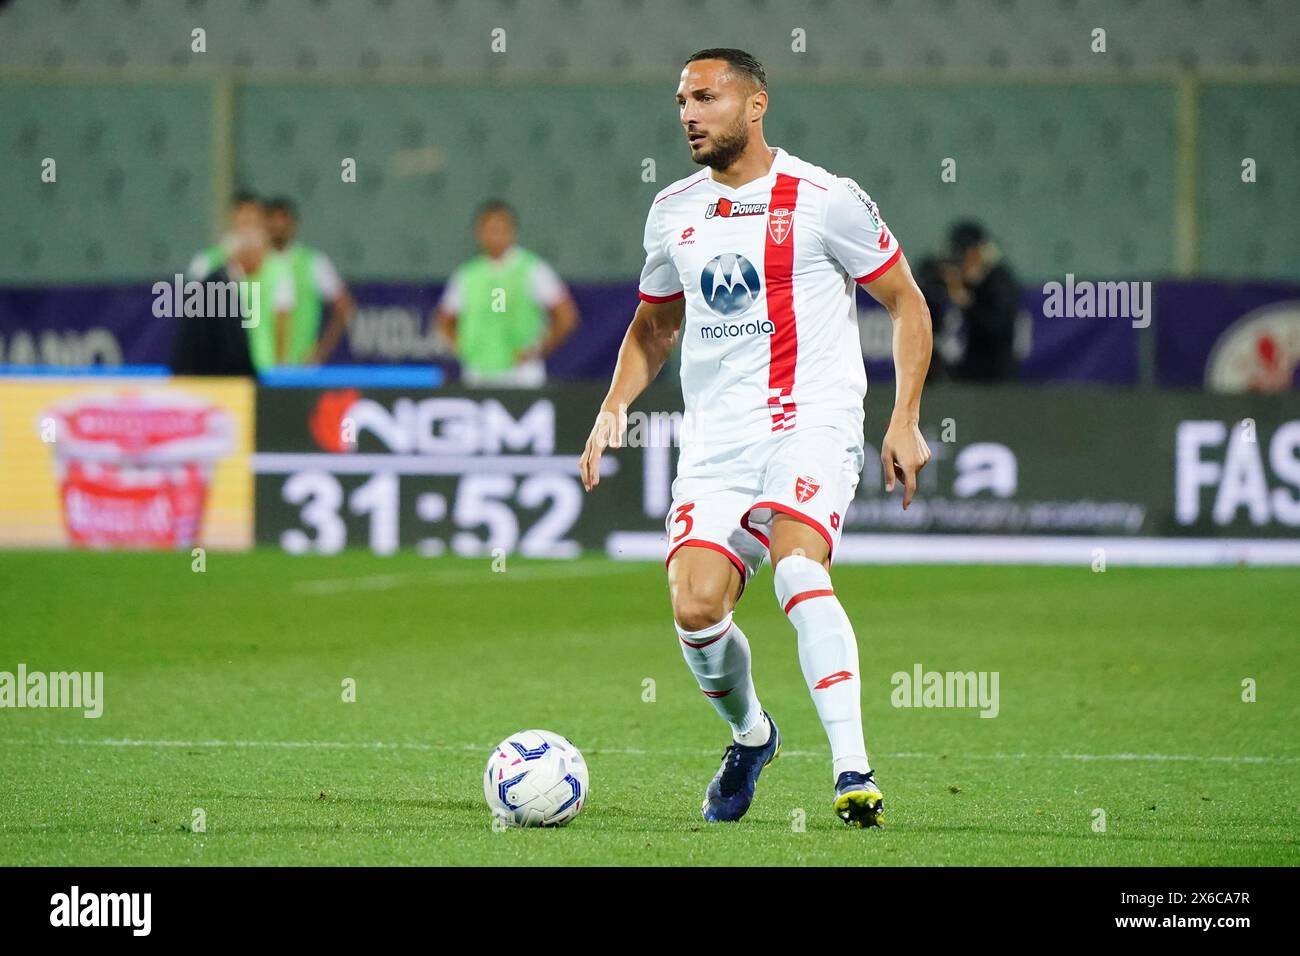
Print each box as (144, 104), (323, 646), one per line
(579, 407), (623, 492)
(880, 417), (931, 510)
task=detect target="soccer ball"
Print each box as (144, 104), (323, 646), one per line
(483, 729), (589, 827)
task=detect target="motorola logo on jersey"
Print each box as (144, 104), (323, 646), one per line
(699, 318), (775, 340)
(700, 253), (762, 317)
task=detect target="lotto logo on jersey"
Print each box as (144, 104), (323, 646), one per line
(705, 198), (767, 219)
(767, 207), (793, 245)
(794, 475), (820, 503)
(700, 253), (761, 317)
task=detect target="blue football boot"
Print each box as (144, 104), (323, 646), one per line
(701, 712), (781, 822)
(833, 769), (885, 828)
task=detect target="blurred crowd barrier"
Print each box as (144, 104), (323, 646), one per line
(3, 276), (1299, 390)
(1, 74), (1297, 287)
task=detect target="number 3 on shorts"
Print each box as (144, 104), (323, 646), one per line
(670, 502), (695, 543)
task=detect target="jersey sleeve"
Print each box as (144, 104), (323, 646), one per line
(823, 177), (902, 285)
(187, 251), (213, 280)
(637, 203), (683, 302)
(528, 258), (570, 309)
(312, 252), (345, 300)
(438, 268), (464, 315)
(271, 268), (295, 313)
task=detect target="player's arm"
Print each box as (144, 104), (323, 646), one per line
(538, 295), (579, 358)
(434, 306), (456, 349)
(308, 255), (355, 365)
(824, 177), (933, 508)
(581, 200), (683, 491)
(861, 253), (933, 509)
(579, 295), (684, 491)
(528, 261), (579, 360)
(272, 271), (295, 366)
(434, 270), (463, 351)
(275, 308), (291, 365)
(307, 290), (354, 365)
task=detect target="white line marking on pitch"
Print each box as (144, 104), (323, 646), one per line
(292, 562), (643, 595)
(2, 738), (1297, 765)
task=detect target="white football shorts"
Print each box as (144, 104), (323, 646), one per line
(664, 424), (865, 585)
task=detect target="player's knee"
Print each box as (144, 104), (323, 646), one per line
(771, 546), (831, 573)
(672, 590), (729, 633)
(769, 517), (830, 569)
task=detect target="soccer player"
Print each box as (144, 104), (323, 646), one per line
(186, 192), (295, 371)
(579, 49), (933, 827)
(265, 197), (356, 366)
(435, 200), (579, 387)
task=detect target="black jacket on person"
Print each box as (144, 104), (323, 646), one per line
(168, 265), (256, 377)
(953, 262), (1019, 383)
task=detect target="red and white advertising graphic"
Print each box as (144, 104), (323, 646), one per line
(38, 390), (234, 549)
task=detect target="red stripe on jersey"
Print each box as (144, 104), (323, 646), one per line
(854, 246), (902, 284)
(653, 175), (708, 204)
(765, 173), (801, 431)
(638, 289), (684, 303)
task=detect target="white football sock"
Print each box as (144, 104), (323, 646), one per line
(676, 612), (766, 742)
(773, 554), (870, 780)
(733, 712), (771, 748)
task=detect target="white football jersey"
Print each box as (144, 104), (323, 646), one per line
(638, 147), (901, 451)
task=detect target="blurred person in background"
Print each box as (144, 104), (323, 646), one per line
(189, 192), (265, 279)
(171, 213), (292, 376)
(941, 220), (1020, 383)
(266, 197), (355, 366)
(184, 192), (295, 372)
(912, 254), (954, 383)
(434, 200), (579, 387)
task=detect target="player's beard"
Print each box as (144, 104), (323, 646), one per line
(691, 110), (749, 171)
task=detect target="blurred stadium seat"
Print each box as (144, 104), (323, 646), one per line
(2, 0), (1298, 75)
(1, 0), (1298, 284)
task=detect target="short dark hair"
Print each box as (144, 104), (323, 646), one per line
(949, 220), (988, 255)
(476, 199), (517, 224)
(266, 196), (298, 218)
(684, 47), (767, 92)
(231, 190), (261, 209)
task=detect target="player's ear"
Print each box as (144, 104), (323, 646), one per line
(749, 89), (768, 122)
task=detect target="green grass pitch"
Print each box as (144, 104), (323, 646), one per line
(0, 550), (1296, 866)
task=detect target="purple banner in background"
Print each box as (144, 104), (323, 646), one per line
(323, 283), (443, 365)
(328, 282), (635, 382)
(2, 280), (1297, 389)
(1155, 281), (1300, 390)
(0, 287), (164, 367)
(865, 288), (1140, 386)
(1017, 288), (1141, 384)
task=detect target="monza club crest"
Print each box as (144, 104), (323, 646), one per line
(794, 475), (820, 503)
(767, 206), (792, 245)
